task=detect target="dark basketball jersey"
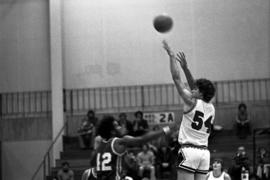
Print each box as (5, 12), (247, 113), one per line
(95, 137), (126, 180)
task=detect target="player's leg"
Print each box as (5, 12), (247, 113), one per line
(195, 149), (210, 180)
(149, 165), (156, 180)
(194, 173), (207, 180)
(138, 166), (144, 177)
(176, 147), (197, 180)
(177, 169), (194, 180)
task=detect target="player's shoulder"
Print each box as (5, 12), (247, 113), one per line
(224, 172), (231, 179)
(69, 170), (74, 175)
(205, 171), (211, 179)
(200, 99), (215, 112)
(183, 98), (198, 114)
(112, 137), (127, 155)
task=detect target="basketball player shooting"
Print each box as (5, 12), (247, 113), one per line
(162, 40), (216, 180)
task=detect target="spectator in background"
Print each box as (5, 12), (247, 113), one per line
(118, 112), (134, 136)
(137, 144), (156, 180)
(156, 143), (173, 179)
(256, 147), (270, 180)
(132, 111), (149, 136)
(249, 174), (259, 180)
(168, 130), (179, 180)
(57, 161), (74, 180)
(235, 103), (251, 139)
(206, 158), (231, 180)
(229, 146), (250, 180)
(123, 151), (140, 180)
(150, 125), (170, 151)
(78, 110), (98, 149)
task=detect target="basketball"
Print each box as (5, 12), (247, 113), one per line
(153, 14), (173, 33)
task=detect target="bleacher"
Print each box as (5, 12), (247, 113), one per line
(46, 128), (270, 180)
(1, 78), (269, 180)
(209, 129), (270, 172)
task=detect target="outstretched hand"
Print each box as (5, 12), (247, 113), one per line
(176, 52), (187, 68)
(162, 40), (174, 57)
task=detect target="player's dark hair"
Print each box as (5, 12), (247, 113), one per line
(238, 103), (247, 110)
(134, 111), (143, 118)
(213, 158), (224, 171)
(119, 112), (127, 118)
(97, 116), (115, 140)
(87, 109), (95, 116)
(195, 78), (215, 103)
(62, 161), (70, 167)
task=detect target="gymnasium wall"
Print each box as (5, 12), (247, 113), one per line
(1, 140), (51, 180)
(63, 0), (270, 89)
(0, 0), (50, 92)
(0, 0), (269, 92)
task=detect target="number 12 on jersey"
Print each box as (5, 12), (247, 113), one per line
(96, 152), (112, 171)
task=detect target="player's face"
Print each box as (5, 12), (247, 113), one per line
(112, 120), (125, 137)
(212, 161), (222, 171)
(191, 88), (202, 99)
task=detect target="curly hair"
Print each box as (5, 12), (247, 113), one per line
(96, 116), (115, 140)
(195, 78), (216, 103)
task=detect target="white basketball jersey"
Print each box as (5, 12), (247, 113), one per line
(178, 99), (215, 146)
(208, 171), (225, 180)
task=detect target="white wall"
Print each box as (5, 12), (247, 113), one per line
(0, 0), (269, 92)
(62, 0), (270, 89)
(0, 0), (50, 92)
(2, 140), (51, 180)
(0, 0), (269, 91)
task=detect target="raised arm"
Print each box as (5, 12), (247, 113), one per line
(113, 119), (180, 153)
(176, 52), (196, 90)
(162, 40), (194, 107)
(117, 127), (171, 147)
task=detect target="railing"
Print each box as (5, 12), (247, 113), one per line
(64, 78), (270, 114)
(0, 78), (270, 116)
(31, 119), (67, 180)
(0, 90), (51, 117)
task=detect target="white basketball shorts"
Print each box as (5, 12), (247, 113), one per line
(176, 145), (210, 174)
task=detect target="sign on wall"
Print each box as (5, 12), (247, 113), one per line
(143, 112), (175, 124)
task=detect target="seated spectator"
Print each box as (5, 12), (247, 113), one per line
(57, 161), (74, 180)
(209, 124), (223, 143)
(206, 158), (231, 180)
(148, 143), (158, 157)
(156, 144), (173, 179)
(249, 174), (259, 180)
(256, 147), (270, 180)
(229, 146), (251, 180)
(137, 144), (156, 180)
(235, 103), (251, 139)
(123, 151), (140, 180)
(132, 111), (149, 136)
(78, 110), (98, 149)
(168, 130), (179, 180)
(150, 125), (170, 151)
(150, 125), (162, 149)
(118, 113), (134, 136)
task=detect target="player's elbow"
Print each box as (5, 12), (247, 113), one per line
(171, 74), (180, 81)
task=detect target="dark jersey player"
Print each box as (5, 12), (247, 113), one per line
(93, 116), (177, 180)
